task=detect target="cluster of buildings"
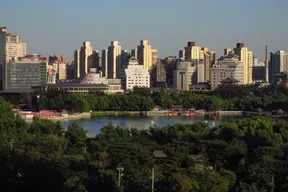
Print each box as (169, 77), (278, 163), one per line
(0, 26), (288, 102)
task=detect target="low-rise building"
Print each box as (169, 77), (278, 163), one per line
(32, 68), (123, 94)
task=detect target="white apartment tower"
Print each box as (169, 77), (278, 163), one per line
(108, 41), (121, 78)
(80, 42), (93, 78)
(137, 40), (153, 69)
(121, 57), (150, 90)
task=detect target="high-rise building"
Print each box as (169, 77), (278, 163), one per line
(165, 56), (177, 87)
(131, 49), (137, 59)
(4, 54), (47, 90)
(184, 41), (202, 64)
(203, 51), (216, 82)
(252, 58), (265, 81)
(66, 61), (75, 80)
(211, 52), (244, 89)
(179, 49), (185, 59)
(101, 49), (108, 77)
(57, 63), (66, 80)
(137, 40), (153, 69)
(120, 57), (150, 90)
(248, 51), (253, 83)
(269, 50), (288, 82)
(233, 43), (252, 84)
(0, 27), (27, 90)
(121, 50), (130, 68)
(1, 29), (27, 63)
(151, 49), (158, 66)
(74, 50), (80, 78)
(108, 41), (121, 78)
(80, 42), (93, 78)
(91, 50), (100, 69)
(224, 48), (231, 55)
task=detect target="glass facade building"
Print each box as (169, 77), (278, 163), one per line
(4, 57), (47, 90)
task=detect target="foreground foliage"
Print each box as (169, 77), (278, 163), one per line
(1, 97), (288, 191)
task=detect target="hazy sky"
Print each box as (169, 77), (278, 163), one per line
(1, 0), (287, 61)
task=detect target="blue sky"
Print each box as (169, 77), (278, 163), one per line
(1, 0), (287, 61)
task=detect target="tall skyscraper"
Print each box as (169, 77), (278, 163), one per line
(233, 43), (252, 84)
(80, 42), (93, 78)
(74, 50), (80, 78)
(101, 49), (108, 77)
(137, 40), (153, 69)
(203, 51), (216, 82)
(108, 41), (121, 78)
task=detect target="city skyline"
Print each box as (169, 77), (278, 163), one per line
(1, 0), (288, 60)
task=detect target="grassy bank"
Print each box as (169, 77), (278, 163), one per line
(91, 111), (132, 117)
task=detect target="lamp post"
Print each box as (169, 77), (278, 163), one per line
(116, 164), (124, 187)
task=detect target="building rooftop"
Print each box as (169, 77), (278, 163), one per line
(1, 88), (34, 94)
(220, 77), (240, 84)
(217, 52), (239, 61)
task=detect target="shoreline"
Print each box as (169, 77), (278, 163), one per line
(19, 110), (282, 121)
(91, 110), (243, 117)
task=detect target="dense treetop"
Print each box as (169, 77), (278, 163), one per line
(0, 96), (288, 191)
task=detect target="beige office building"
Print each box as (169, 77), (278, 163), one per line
(137, 40), (153, 69)
(173, 60), (197, 91)
(80, 42), (93, 78)
(233, 43), (253, 84)
(57, 63), (66, 80)
(184, 42), (202, 63)
(74, 50), (80, 78)
(203, 51), (216, 82)
(108, 41), (121, 78)
(211, 52), (244, 90)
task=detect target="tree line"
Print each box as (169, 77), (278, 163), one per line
(1, 97), (288, 191)
(35, 85), (288, 112)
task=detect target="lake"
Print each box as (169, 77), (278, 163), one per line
(61, 115), (240, 136)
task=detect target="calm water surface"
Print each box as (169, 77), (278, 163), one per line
(61, 115), (240, 136)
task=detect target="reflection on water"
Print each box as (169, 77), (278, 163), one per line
(61, 115), (241, 136)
